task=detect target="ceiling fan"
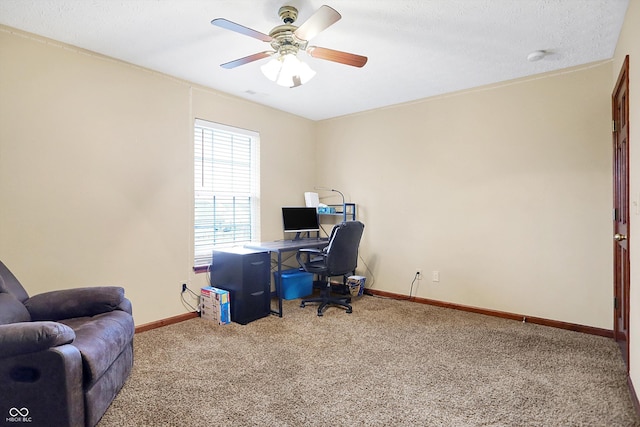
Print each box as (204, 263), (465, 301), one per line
(211, 4), (367, 87)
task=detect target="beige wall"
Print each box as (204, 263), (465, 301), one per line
(0, 11), (628, 336)
(316, 62), (613, 329)
(0, 27), (316, 325)
(613, 0), (639, 404)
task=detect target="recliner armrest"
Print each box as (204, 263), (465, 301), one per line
(0, 344), (85, 426)
(0, 322), (75, 359)
(117, 297), (133, 315)
(25, 286), (126, 321)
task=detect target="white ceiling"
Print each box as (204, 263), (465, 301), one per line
(0, 0), (629, 121)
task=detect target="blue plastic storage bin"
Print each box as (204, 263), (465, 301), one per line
(274, 268), (314, 300)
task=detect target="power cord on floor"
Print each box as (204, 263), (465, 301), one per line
(180, 283), (200, 313)
(362, 272), (417, 302)
(408, 272), (419, 299)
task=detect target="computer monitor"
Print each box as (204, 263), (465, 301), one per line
(282, 207), (320, 240)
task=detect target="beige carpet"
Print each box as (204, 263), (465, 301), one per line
(99, 295), (639, 426)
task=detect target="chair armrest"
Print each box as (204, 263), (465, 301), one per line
(298, 248), (324, 255)
(0, 322), (75, 359)
(25, 286), (126, 321)
(296, 249), (327, 270)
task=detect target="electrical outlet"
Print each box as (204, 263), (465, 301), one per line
(432, 271), (440, 282)
(416, 269), (422, 280)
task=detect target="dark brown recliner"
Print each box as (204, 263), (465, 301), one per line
(0, 260), (134, 427)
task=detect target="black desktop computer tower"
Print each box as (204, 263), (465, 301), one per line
(210, 248), (271, 325)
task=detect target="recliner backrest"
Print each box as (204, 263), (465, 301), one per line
(324, 221), (365, 276)
(0, 262), (32, 324)
(0, 260), (29, 303)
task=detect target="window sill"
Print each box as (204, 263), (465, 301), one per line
(193, 265), (209, 274)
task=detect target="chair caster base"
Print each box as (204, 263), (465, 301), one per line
(300, 297), (353, 316)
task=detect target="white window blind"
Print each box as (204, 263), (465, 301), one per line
(194, 119), (259, 267)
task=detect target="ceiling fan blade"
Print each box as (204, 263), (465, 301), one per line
(211, 18), (272, 42)
(294, 5), (341, 41)
(220, 51), (274, 69)
(307, 46), (368, 68)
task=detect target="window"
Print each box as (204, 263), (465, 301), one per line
(194, 119), (260, 267)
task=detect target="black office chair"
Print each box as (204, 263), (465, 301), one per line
(296, 221), (365, 316)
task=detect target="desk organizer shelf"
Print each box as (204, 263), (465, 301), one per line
(319, 202), (356, 222)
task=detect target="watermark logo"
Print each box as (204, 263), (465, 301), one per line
(6, 407), (31, 423)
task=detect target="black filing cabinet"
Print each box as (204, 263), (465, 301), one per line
(210, 247), (270, 325)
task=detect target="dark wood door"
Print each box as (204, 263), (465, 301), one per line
(612, 55), (630, 369)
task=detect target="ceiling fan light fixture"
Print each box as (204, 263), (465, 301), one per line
(260, 53), (316, 87)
